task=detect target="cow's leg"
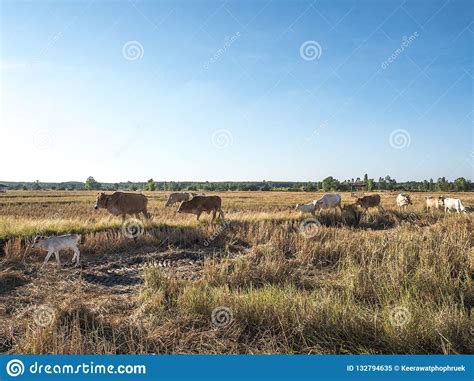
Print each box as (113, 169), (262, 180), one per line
(122, 214), (126, 221)
(54, 251), (61, 266)
(196, 212), (202, 221)
(211, 210), (216, 222)
(72, 247), (80, 266)
(43, 250), (54, 266)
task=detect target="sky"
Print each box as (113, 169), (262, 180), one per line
(1, 0), (472, 183)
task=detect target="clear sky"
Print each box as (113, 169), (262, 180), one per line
(1, 0), (472, 183)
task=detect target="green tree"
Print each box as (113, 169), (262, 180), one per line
(146, 178), (156, 191)
(32, 180), (42, 190)
(454, 177), (468, 192)
(85, 176), (101, 190)
(322, 176), (339, 192)
(367, 178), (374, 191)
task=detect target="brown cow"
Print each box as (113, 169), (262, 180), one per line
(94, 192), (150, 220)
(355, 194), (384, 212)
(177, 195), (224, 221)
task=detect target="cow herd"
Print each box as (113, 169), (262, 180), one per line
(32, 191), (468, 267)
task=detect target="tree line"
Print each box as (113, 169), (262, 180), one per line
(4, 175), (471, 192)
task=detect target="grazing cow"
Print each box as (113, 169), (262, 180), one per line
(32, 234), (81, 267)
(355, 194), (383, 212)
(165, 192), (195, 207)
(94, 192), (150, 220)
(440, 197), (467, 213)
(295, 202), (317, 215)
(177, 195), (224, 221)
(396, 193), (412, 211)
(313, 193), (343, 212)
(425, 196), (443, 212)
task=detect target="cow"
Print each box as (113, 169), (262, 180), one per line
(425, 196), (443, 212)
(32, 234), (81, 267)
(165, 192), (195, 207)
(177, 195), (224, 221)
(313, 193), (343, 212)
(94, 192), (150, 220)
(355, 194), (383, 212)
(295, 202), (317, 215)
(396, 193), (412, 211)
(440, 197), (467, 213)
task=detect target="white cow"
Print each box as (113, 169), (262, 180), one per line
(31, 234), (82, 267)
(295, 202), (317, 215)
(396, 193), (412, 211)
(313, 193), (342, 212)
(441, 197), (467, 213)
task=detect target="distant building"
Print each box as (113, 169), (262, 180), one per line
(349, 182), (366, 196)
(0, 184), (7, 193)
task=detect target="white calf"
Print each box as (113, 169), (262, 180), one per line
(295, 202), (317, 215)
(32, 234), (82, 266)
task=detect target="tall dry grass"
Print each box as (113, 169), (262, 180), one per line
(0, 191), (472, 354)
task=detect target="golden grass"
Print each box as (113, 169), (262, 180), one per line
(0, 190), (472, 354)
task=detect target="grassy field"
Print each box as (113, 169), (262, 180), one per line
(0, 190), (472, 354)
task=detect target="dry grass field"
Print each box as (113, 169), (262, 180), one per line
(0, 190), (472, 354)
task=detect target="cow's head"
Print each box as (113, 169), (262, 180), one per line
(295, 203), (301, 210)
(31, 235), (46, 249)
(355, 197), (363, 206)
(438, 196), (445, 206)
(94, 192), (108, 209)
(165, 195), (172, 207)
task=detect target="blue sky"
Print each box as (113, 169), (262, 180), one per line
(1, 0), (472, 182)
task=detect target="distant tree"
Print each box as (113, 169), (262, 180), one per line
(367, 178), (374, 191)
(146, 178), (156, 191)
(85, 176), (101, 190)
(322, 176), (339, 192)
(436, 177), (449, 192)
(32, 180), (41, 190)
(113, 183), (120, 190)
(363, 173), (368, 188)
(454, 177), (468, 192)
